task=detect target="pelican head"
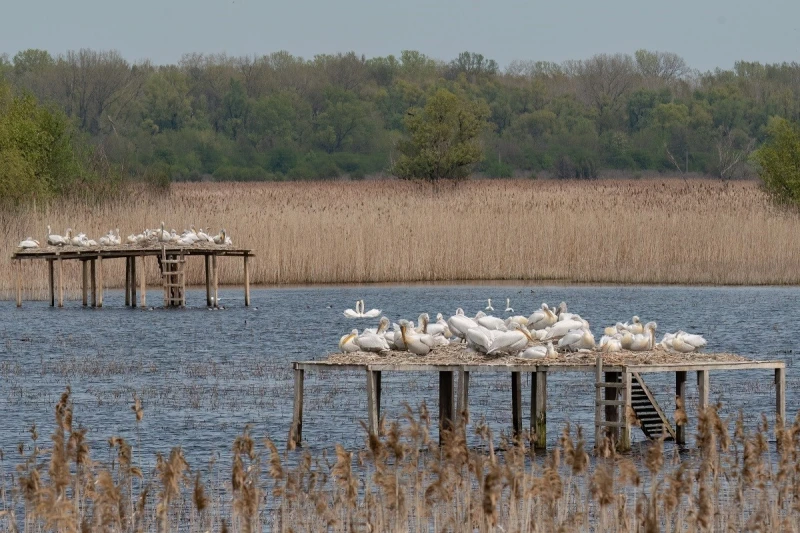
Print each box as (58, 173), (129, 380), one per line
(455, 308), (465, 315)
(541, 303), (549, 310)
(377, 316), (390, 334)
(339, 329), (358, 351)
(418, 313), (430, 333)
(632, 316), (641, 324)
(556, 302), (567, 316)
(436, 313), (443, 321)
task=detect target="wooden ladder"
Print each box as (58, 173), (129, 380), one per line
(630, 372), (675, 441)
(161, 246), (186, 307)
(594, 357), (631, 451)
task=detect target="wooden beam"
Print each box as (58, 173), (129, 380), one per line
(619, 372), (632, 452)
(97, 258), (103, 307)
(605, 371), (620, 443)
(775, 367), (786, 425)
(48, 259), (54, 307)
(511, 371), (522, 438)
(212, 254), (218, 308)
(15, 260), (22, 307)
(290, 367), (304, 447)
(204, 255), (211, 306)
(531, 371), (547, 450)
(139, 255), (147, 308)
(697, 370), (709, 412)
(57, 256), (63, 308)
(366, 369), (379, 436)
(90, 259), (96, 307)
(125, 257), (131, 307)
(439, 371), (454, 442)
(81, 260), (88, 307)
(455, 370), (470, 428)
(130, 255), (137, 306)
(243, 253), (250, 307)
(675, 371), (687, 445)
(628, 361), (784, 372)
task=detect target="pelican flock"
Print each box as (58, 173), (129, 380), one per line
(337, 299), (707, 358)
(18, 224), (233, 249)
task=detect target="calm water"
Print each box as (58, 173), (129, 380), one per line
(0, 284), (797, 472)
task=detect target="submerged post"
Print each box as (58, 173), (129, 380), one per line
(130, 256), (137, 306)
(90, 259), (97, 307)
(455, 369), (470, 427)
(57, 256), (63, 308)
(125, 257), (131, 307)
(366, 369), (379, 436)
(81, 260), (88, 307)
(594, 356), (602, 448)
(697, 370), (709, 413)
(97, 258), (104, 307)
(212, 254), (218, 308)
(204, 255), (211, 307)
(139, 255), (147, 308)
(675, 371), (687, 445)
(531, 370), (547, 450)
(15, 259), (22, 307)
(511, 371), (522, 438)
(775, 367), (786, 425)
(243, 253), (251, 307)
(439, 371), (454, 442)
(48, 259), (54, 307)
(619, 372), (632, 452)
(290, 366), (304, 447)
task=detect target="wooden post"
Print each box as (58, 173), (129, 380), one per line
(605, 371), (620, 443)
(97, 258), (103, 308)
(375, 370), (382, 422)
(439, 371), (454, 442)
(48, 259), (54, 307)
(290, 366), (304, 447)
(697, 370), (709, 413)
(775, 367), (786, 425)
(204, 255), (211, 306)
(511, 371), (522, 438)
(532, 371), (547, 450)
(15, 260), (22, 307)
(366, 369), (379, 436)
(455, 370), (470, 428)
(90, 259), (96, 307)
(212, 254), (218, 308)
(594, 356), (602, 449)
(675, 371), (687, 445)
(81, 260), (88, 307)
(243, 253), (250, 307)
(125, 257), (131, 307)
(619, 372), (632, 452)
(139, 255), (146, 308)
(130, 256), (137, 306)
(57, 256), (63, 308)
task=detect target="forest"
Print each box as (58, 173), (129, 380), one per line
(1, 48), (800, 185)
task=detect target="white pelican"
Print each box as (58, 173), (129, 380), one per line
(624, 316), (644, 335)
(477, 314), (506, 331)
(355, 326), (390, 353)
(661, 331), (706, 353)
(363, 317), (390, 336)
(466, 326), (500, 354)
(485, 299), (494, 311)
(487, 322), (535, 356)
(213, 229), (226, 245)
(157, 222), (171, 243)
(18, 238), (40, 249)
(628, 322), (657, 351)
(343, 301), (363, 318)
(521, 341), (556, 359)
(542, 318), (585, 340)
(425, 314), (451, 338)
(528, 304), (558, 330)
(505, 298), (514, 313)
(400, 320), (431, 356)
(339, 329), (359, 352)
(46, 226), (67, 246)
(506, 315), (529, 326)
(599, 335), (622, 352)
(197, 228), (211, 242)
(447, 309), (479, 341)
(558, 328), (595, 351)
(361, 300), (381, 318)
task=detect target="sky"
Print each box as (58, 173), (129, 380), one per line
(2, 0), (799, 72)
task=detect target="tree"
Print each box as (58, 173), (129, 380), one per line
(393, 88), (488, 182)
(752, 117), (800, 205)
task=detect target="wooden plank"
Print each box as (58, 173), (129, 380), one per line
(139, 255), (146, 308)
(244, 253), (250, 307)
(595, 382), (626, 388)
(205, 255), (211, 306)
(595, 356), (603, 447)
(366, 369), (379, 436)
(439, 371), (454, 441)
(290, 368), (304, 447)
(675, 371), (687, 445)
(531, 371), (547, 450)
(81, 260), (88, 307)
(57, 256), (63, 308)
(48, 259), (54, 306)
(511, 372), (522, 438)
(596, 399), (626, 406)
(455, 370), (470, 427)
(90, 259), (96, 307)
(619, 372), (632, 452)
(697, 370), (709, 413)
(212, 254), (218, 308)
(629, 361), (784, 372)
(15, 260), (22, 307)
(775, 367), (786, 425)
(97, 257), (103, 308)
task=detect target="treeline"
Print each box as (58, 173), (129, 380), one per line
(2, 48), (800, 183)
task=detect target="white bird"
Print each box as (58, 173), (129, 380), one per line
(355, 324), (391, 353)
(339, 329), (360, 352)
(506, 315), (529, 326)
(361, 300), (381, 318)
(424, 313), (451, 337)
(521, 341), (556, 359)
(476, 314), (507, 331)
(528, 304), (558, 331)
(624, 316), (645, 335)
(599, 335), (622, 352)
(344, 300), (363, 318)
(487, 322), (535, 356)
(447, 309), (479, 341)
(363, 317), (391, 336)
(197, 228), (211, 242)
(466, 326), (500, 353)
(399, 320), (431, 356)
(18, 238), (40, 249)
(628, 322), (657, 351)
(213, 229), (227, 245)
(485, 299), (494, 311)
(558, 328), (595, 351)
(505, 298), (514, 313)
(543, 318), (586, 340)
(46, 226), (67, 246)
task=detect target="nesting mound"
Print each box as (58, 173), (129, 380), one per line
(323, 343), (749, 367)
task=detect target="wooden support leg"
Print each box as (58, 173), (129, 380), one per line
(290, 367), (304, 447)
(775, 367), (786, 425)
(531, 371), (547, 450)
(594, 356), (602, 449)
(605, 371), (620, 443)
(619, 372), (632, 452)
(90, 259), (96, 307)
(243, 253), (250, 307)
(130, 256), (137, 306)
(48, 259), (54, 307)
(212, 254), (218, 308)
(374, 371), (381, 423)
(439, 371), (454, 443)
(81, 260), (88, 307)
(97, 258), (103, 308)
(125, 257), (131, 307)
(139, 255), (146, 308)
(57, 256), (63, 308)
(697, 370), (709, 413)
(204, 255), (211, 306)
(511, 371), (522, 438)
(366, 369), (379, 437)
(15, 260), (22, 307)
(675, 371), (687, 445)
(455, 370), (470, 428)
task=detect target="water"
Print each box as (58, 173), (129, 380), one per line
(0, 284), (797, 473)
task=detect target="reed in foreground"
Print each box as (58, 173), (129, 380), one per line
(3, 178), (800, 299)
(2, 388), (798, 532)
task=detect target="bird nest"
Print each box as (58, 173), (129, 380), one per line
(323, 343), (750, 367)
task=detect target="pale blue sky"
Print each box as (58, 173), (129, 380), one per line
(3, 0), (799, 71)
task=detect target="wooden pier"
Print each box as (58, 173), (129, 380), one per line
(11, 244), (253, 308)
(289, 350), (786, 452)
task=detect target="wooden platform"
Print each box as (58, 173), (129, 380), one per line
(11, 244), (253, 308)
(290, 348), (786, 452)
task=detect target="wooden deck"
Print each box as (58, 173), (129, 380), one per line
(11, 244), (253, 308)
(290, 352), (786, 453)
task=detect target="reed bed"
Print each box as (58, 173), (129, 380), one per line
(3, 178), (800, 299)
(2, 388), (798, 532)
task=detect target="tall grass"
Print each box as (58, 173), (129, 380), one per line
(3, 178), (800, 299)
(3, 389), (798, 531)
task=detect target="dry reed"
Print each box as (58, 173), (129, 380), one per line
(3, 178), (800, 300)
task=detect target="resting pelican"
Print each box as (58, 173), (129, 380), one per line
(487, 322), (534, 356)
(344, 300), (363, 318)
(661, 331), (706, 353)
(521, 341), (556, 359)
(599, 335), (622, 352)
(624, 316), (644, 335)
(628, 322), (657, 351)
(46, 226), (67, 246)
(528, 304), (558, 330)
(505, 298), (514, 313)
(18, 238), (40, 249)
(477, 314), (506, 331)
(400, 320), (431, 356)
(339, 329), (360, 352)
(447, 309), (479, 341)
(355, 326), (390, 353)
(542, 318), (585, 340)
(425, 313), (451, 337)
(558, 328), (595, 351)
(485, 299), (494, 311)
(363, 317), (390, 336)
(361, 300), (381, 318)
(466, 326), (498, 354)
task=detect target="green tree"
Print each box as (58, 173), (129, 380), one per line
(752, 117), (800, 205)
(142, 68), (192, 132)
(393, 88), (488, 182)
